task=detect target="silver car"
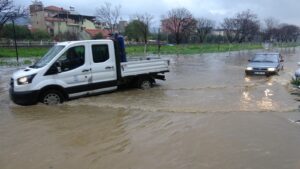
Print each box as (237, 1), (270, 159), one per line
(245, 53), (284, 76)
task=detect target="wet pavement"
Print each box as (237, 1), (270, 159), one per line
(1, 48), (300, 169)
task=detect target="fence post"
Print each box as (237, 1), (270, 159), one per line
(12, 19), (19, 64)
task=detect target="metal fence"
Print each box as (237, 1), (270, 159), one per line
(0, 40), (56, 48)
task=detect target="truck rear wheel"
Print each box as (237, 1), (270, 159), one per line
(41, 90), (64, 105)
(137, 78), (153, 90)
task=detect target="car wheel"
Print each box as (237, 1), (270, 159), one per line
(41, 90), (64, 105)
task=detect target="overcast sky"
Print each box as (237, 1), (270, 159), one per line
(14, 0), (300, 27)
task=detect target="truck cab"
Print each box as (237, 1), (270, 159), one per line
(10, 40), (170, 106)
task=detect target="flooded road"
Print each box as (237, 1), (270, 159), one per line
(1, 48), (300, 169)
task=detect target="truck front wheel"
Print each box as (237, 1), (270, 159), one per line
(41, 90), (64, 105)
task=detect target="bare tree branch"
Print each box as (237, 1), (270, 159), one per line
(162, 8), (196, 44)
(135, 13), (153, 44)
(222, 10), (260, 43)
(277, 24), (300, 42)
(95, 2), (121, 34)
(196, 18), (215, 43)
(0, 0), (27, 31)
(262, 17), (279, 41)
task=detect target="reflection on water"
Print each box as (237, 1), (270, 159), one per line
(242, 91), (251, 102)
(257, 97), (275, 110)
(244, 77), (251, 83)
(241, 76), (281, 111)
(267, 82), (273, 86)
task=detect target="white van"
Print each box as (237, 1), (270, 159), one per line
(9, 40), (170, 105)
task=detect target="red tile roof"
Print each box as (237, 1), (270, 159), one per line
(85, 29), (110, 38)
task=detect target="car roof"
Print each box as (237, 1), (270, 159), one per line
(255, 52), (280, 55)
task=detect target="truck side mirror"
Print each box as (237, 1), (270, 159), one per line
(45, 62), (61, 75)
(54, 61), (62, 73)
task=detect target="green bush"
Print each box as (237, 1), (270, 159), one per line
(55, 31), (79, 41)
(31, 29), (51, 40)
(291, 79), (300, 86)
(0, 24), (32, 40)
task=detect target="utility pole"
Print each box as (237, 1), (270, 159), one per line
(157, 28), (161, 55)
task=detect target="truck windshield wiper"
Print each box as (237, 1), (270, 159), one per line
(29, 65), (39, 69)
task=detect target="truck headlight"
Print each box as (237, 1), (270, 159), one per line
(17, 74), (36, 85)
(267, 68), (276, 72)
(246, 67), (253, 71)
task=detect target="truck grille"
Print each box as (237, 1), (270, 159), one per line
(253, 68), (267, 71)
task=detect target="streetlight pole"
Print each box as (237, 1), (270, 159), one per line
(12, 18), (19, 64)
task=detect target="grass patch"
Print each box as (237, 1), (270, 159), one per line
(0, 43), (298, 59)
(0, 47), (49, 58)
(23, 59), (32, 65)
(291, 78), (300, 86)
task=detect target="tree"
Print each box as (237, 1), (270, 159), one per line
(196, 18), (215, 43)
(0, 0), (26, 32)
(162, 8), (196, 44)
(125, 20), (144, 42)
(55, 31), (78, 41)
(222, 10), (260, 43)
(135, 13), (153, 45)
(1, 24), (31, 39)
(222, 18), (237, 43)
(95, 2), (121, 34)
(262, 17), (279, 41)
(277, 24), (300, 42)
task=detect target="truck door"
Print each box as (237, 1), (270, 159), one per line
(55, 45), (92, 95)
(89, 42), (117, 92)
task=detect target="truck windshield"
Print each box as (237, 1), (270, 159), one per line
(30, 45), (65, 68)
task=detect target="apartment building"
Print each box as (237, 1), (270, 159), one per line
(29, 1), (96, 37)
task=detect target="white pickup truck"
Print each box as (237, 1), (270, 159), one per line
(9, 40), (170, 105)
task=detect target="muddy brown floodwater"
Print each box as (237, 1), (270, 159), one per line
(1, 48), (300, 169)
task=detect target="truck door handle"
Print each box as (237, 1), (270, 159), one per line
(82, 69), (90, 73)
(105, 66), (114, 70)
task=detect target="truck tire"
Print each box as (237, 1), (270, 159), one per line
(245, 71), (251, 76)
(137, 78), (153, 90)
(41, 90), (64, 105)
